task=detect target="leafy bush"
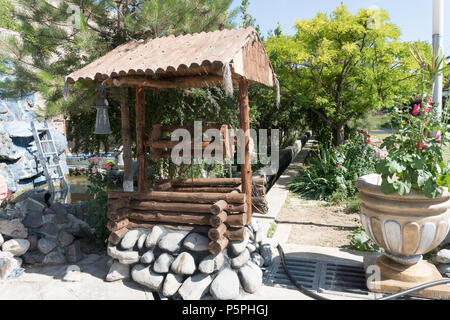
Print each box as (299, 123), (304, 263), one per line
(348, 226), (380, 252)
(288, 133), (376, 201)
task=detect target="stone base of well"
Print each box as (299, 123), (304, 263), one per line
(364, 255), (450, 300)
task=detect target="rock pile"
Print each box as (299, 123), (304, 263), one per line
(106, 220), (273, 300)
(0, 190), (91, 279)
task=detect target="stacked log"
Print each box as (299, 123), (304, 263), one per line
(107, 178), (266, 254)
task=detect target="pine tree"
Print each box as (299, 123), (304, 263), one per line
(0, 0), (238, 152)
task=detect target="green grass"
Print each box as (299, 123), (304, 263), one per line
(267, 222), (277, 238)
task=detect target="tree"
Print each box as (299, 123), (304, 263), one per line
(265, 5), (426, 145)
(0, 0), (239, 153)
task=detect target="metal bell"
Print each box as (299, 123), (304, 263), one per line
(94, 90), (112, 135)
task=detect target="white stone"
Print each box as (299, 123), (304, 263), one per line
(230, 232), (250, 255)
(63, 265), (81, 282)
(106, 261), (130, 282)
(121, 229), (144, 250)
(250, 220), (259, 233)
(198, 252), (225, 274)
(183, 233), (210, 252)
(141, 250), (155, 264)
(0, 251), (21, 279)
(231, 249), (250, 269)
(247, 242), (256, 253)
(131, 264), (165, 291)
(171, 252), (196, 275)
(137, 231), (149, 249)
(162, 273), (184, 297)
(238, 261), (262, 293)
(145, 226), (166, 248)
(159, 231), (189, 253)
(210, 268), (240, 300)
(1, 239), (30, 256)
(0, 233), (3, 247)
(153, 253), (174, 274)
(178, 273), (212, 300)
(436, 249), (450, 264)
(107, 244), (140, 265)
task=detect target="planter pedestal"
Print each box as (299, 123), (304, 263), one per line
(364, 254), (450, 299)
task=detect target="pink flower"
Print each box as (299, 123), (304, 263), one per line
(425, 132), (428, 138)
(412, 104), (420, 116)
(336, 164), (342, 167)
(76, 166), (81, 171)
(417, 142), (428, 150)
(436, 134), (442, 143)
(91, 168), (97, 174)
(101, 163), (112, 171)
(426, 107), (431, 112)
(365, 139), (371, 144)
(89, 157), (100, 165)
(424, 120), (428, 123)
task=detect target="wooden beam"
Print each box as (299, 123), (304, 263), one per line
(171, 178), (264, 187)
(239, 78), (252, 223)
(104, 75), (239, 90)
(136, 87), (147, 192)
(120, 87), (134, 192)
(108, 191), (246, 204)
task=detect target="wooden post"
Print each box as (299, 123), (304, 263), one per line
(121, 88), (134, 192)
(239, 78), (252, 223)
(136, 87), (147, 192)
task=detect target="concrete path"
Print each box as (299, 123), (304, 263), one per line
(0, 254), (153, 300)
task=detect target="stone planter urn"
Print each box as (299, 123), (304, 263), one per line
(356, 174), (450, 299)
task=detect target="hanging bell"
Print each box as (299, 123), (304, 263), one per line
(94, 89), (112, 135)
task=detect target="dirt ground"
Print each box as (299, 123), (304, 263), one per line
(276, 194), (361, 248)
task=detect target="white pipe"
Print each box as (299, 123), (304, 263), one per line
(433, 0), (444, 119)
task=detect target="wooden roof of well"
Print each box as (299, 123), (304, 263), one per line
(65, 27), (276, 90)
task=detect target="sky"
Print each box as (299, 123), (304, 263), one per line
(231, 0), (450, 55)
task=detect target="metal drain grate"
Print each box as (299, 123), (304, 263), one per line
(264, 256), (370, 297)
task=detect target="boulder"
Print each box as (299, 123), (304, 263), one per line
(162, 273), (184, 297)
(159, 231), (189, 253)
(43, 250), (66, 265)
(145, 226), (166, 248)
(183, 233), (210, 252)
(2, 239), (30, 256)
(38, 222), (59, 239)
(23, 251), (44, 265)
(0, 233), (3, 246)
(231, 249), (250, 269)
(137, 231), (149, 250)
(37, 238), (58, 255)
(198, 252), (225, 274)
(66, 214), (90, 236)
(141, 250), (155, 264)
(0, 218), (27, 238)
(171, 252), (196, 275)
(27, 234), (38, 251)
(153, 253), (174, 274)
(210, 268), (240, 300)
(131, 264), (165, 291)
(178, 273), (213, 300)
(0, 251), (22, 279)
(238, 261), (262, 294)
(436, 249), (450, 264)
(49, 203), (67, 216)
(106, 261), (130, 282)
(230, 232), (250, 255)
(107, 244), (140, 265)
(22, 210), (44, 228)
(57, 230), (74, 247)
(247, 242), (257, 253)
(121, 229), (144, 250)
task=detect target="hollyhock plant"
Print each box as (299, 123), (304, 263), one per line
(375, 47), (450, 198)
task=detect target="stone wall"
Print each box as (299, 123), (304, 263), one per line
(105, 221), (274, 300)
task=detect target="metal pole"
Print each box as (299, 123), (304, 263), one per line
(433, 0), (444, 119)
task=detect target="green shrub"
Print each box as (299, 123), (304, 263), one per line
(348, 226), (380, 252)
(288, 133), (377, 201)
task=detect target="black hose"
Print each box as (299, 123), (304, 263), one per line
(276, 244), (450, 300)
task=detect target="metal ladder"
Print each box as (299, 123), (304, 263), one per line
(30, 121), (69, 194)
